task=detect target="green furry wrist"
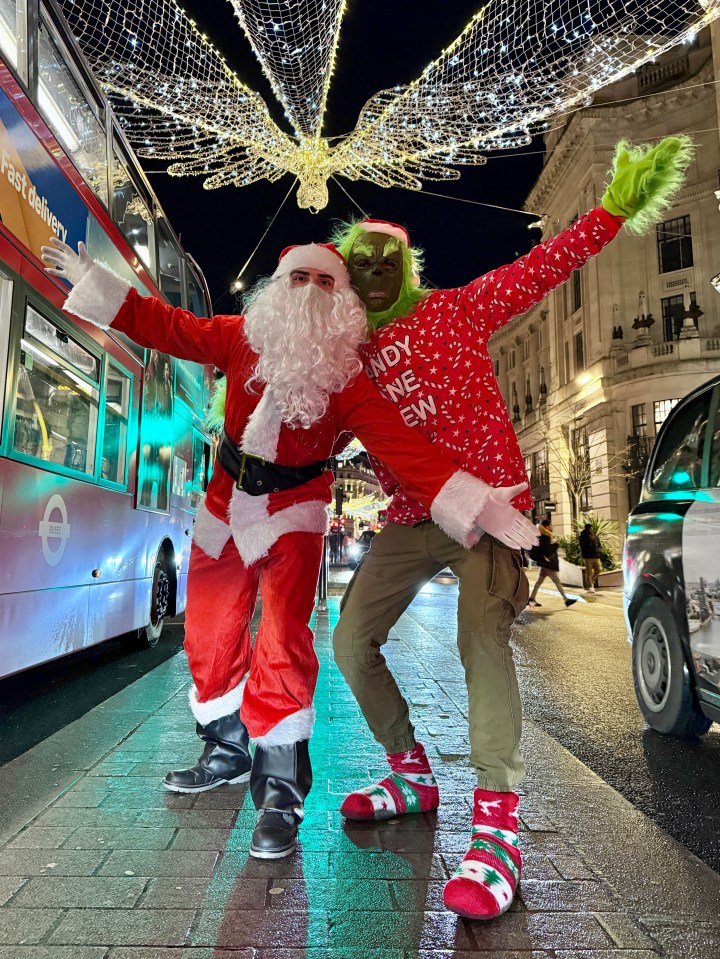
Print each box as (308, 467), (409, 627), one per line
(601, 193), (630, 219)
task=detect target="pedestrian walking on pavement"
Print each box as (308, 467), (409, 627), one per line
(41, 237), (535, 861)
(579, 523), (602, 592)
(527, 520), (578, 608)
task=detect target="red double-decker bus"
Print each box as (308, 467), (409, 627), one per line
(0, 0), (214, 677)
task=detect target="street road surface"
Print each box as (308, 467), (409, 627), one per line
(2, 578), (720, 871)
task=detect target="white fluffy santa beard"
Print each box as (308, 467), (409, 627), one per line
(243, 275), (368, 429)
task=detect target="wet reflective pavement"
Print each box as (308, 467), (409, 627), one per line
(1, 588), (720, 957)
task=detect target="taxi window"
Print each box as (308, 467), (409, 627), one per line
(709, 417), (720, 488)
(651, 391), (711, 492)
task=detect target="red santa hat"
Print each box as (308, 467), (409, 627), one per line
(355, 219), (420, 287)
(273, 242), (349, 290)
(356, 219), (410, 247)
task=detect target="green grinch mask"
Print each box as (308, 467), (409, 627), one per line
(348, 233), (404, 313)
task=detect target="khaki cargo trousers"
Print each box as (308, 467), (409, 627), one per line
(333, 521), (529, 791)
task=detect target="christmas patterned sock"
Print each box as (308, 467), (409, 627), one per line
(443, 788), (521, 920)
(340, 742), (439, 821)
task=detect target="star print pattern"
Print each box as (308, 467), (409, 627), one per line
(340, 742), (439, 822)
(361, 207), (622, 525)
(443, 787), (522, 920)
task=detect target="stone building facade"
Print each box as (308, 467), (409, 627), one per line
(489, 27), (720, 540)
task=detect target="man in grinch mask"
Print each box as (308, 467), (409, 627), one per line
(330, 136), (693, 920)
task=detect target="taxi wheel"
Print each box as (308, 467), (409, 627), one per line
(143, 553), (170, 648)
(632, 597), (711, 738)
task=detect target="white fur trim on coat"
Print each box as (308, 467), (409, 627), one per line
(430, 471), (493, 548)
(241, 390), (281, 460)
(228, 490), (329, 566)
(189, 674), (248, 725)
(252, 705), (316, 747)
(192, 498), (232, 560)
(63, 263), (131, 329)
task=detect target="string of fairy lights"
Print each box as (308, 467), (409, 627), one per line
(58, 0), (720, 212)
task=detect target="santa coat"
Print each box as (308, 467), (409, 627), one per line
(363, 206), (623, 523)
(63, 269), (494, 564)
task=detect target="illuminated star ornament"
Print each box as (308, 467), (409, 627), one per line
(59, 0), (720, 211)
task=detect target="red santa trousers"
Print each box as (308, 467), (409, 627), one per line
(184, 531), (324, 742)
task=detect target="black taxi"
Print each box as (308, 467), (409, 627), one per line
(624, 373), (720, 738)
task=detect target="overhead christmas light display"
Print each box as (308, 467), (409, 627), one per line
(59, 0), (720, 211)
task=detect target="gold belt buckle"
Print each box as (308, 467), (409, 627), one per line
(236, 451), (266, 490)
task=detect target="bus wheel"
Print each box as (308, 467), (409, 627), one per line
(144, 553), (170, 647)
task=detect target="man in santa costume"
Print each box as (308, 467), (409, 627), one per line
(41, 238), (538, 860)
(328, 136), (693, 917)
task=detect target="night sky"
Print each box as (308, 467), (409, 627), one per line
(142, 2), (546, 313)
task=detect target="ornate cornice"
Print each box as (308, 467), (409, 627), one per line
(525, 58), (714, 213)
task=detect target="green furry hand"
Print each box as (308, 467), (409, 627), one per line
(601, 135), (694, 235)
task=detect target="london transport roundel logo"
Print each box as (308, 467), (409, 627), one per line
(38, 494), (71, 566)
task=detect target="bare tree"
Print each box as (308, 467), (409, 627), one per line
(538, 404), (637, 525)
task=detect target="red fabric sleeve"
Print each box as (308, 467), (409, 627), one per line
(337, 372), (455, 509)
(111, 287), (242, 371)
(459, 207), (623, 342)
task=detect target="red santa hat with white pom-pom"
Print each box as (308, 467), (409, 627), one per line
(273, 243), (349, 290)
(355, 219), (421, 287)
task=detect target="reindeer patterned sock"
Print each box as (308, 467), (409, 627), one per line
(340, 742), (439, 821)
(443, 788), (521, 920)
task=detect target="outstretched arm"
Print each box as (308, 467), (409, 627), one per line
(461, 135), (694, 342)
(41, 237), (237, 371)
(339, 371), (538, 551)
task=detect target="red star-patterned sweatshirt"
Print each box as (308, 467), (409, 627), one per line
(362, 206), (623, 523)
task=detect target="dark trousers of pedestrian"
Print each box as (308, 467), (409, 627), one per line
(529, 567), (569, 602)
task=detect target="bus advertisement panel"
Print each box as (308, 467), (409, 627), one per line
(0, 15), (214, 680)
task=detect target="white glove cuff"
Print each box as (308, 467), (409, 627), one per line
(63, 263), (131, 330)
(430, 471), (492, 548)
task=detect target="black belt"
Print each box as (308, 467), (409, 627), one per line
(217, 431), (330, 496)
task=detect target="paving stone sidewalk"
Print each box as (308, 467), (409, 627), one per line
(1, 596), (719, 958)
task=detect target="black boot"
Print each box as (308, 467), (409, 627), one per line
(249, 740), (312, 859)
(164, 712), (252, 793)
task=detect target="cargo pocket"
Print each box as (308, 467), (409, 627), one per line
(489, 539), (529, 619)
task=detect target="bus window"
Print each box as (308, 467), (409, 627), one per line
(37, 18), (108, 207)
(0, 0), (26, 75)
(191, 431), (209, 509)
(14, 305), (99, 475)
(0, 269), (13, 425)
(175, 358), (204, 414)
(112, 153), (156, 279)
(188, 267), (208, 317)
(157, 218), (183, 308)
(101, 363), (131, 486)
(139, 349), (173, 511)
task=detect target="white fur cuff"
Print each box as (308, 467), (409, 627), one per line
(252, 706), (316, 747)
(64, 263), (131, 329)
(430, 471), (492, 548)
(189, 676), (247, 725)
(193, 499), (232, 560)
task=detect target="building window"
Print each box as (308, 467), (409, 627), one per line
(564, 340), (570, 380)
(654, 398), (680, 434)
(507, 349), (516, 370)
(574, 331), (584, 372)
(572, 268), (582, 312)
(631, 403), (647, 437)
(657, 215), (693, 273)
(493, 359), (499, 376)
(661, 292), (697, 341)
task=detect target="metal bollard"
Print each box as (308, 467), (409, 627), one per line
(316, 534), (329, 612)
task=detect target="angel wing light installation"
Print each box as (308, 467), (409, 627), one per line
(59, 0), (720, 211)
